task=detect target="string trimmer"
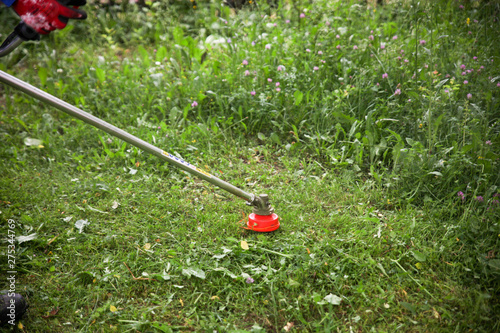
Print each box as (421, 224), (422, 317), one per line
(0, 33), (280, 232)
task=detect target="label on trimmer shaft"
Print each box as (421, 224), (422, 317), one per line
(162, 151), (212, 177)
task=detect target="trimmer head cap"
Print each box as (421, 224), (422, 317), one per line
(246, 213), (280, 232)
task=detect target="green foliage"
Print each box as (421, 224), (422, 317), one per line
(0, 0), (499, 331)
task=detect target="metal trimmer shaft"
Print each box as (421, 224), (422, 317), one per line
(0, 70), (273, 212)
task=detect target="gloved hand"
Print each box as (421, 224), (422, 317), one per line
(12, 0), (87, 35)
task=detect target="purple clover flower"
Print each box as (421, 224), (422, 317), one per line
(382, 73), (388, 79)
(191, 101), (198, 107)
(475, 196), (484, 202)
(458, 191), (465, 201)
(246, 276), (255, 284)
(242, 60), (248, 65)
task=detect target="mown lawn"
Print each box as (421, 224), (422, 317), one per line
(1, 0), (499, 332)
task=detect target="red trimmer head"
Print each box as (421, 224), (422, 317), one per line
(247, 213), (280, 232)
(243, 194), (280, 232)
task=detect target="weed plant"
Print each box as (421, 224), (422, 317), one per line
(0, 0), (499, 332)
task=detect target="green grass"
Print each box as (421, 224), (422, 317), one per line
(1, 0), (499, 332)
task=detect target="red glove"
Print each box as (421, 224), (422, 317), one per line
(12, 0), (87, 35)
